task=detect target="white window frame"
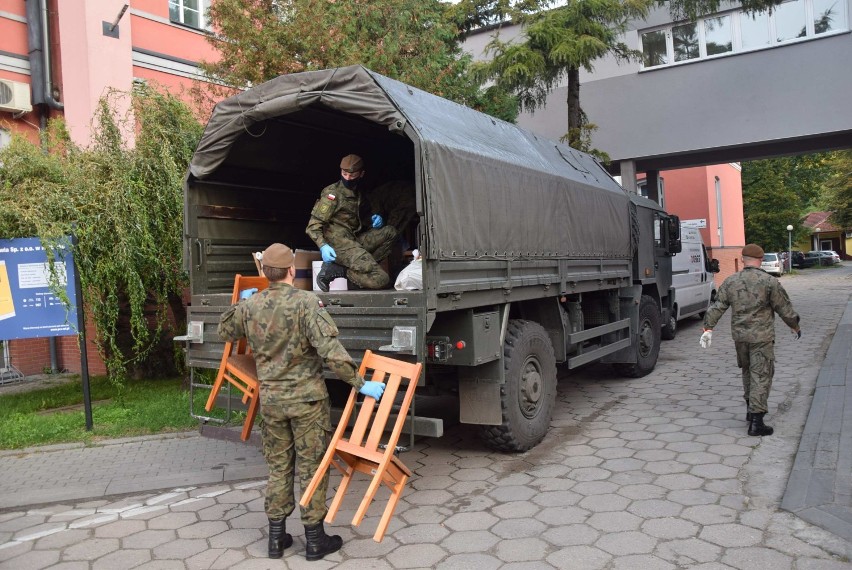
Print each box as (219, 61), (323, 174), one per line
(639, 0), (849, 70)
(168, 0), (209, 30)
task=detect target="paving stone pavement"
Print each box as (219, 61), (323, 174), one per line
(1, 264), (851, 569)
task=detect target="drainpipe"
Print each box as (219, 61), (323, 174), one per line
(28, 0), (62, 373)
(26, 0), (64, 111)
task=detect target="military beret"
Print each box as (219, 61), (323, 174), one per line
(262, 243), (295, 268)
(742, 244), (765, 259)
(340, 154), (364, 172)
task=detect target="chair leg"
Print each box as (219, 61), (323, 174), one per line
(352, 467), (386, 527)
(325, 463), (356, 524)
(299, 447), (338, 510)
(241, 395), (259, 441)
(204, 370), (228, 412)
(373, 473), (408, 542)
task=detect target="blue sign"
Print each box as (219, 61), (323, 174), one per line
(0, 236), (79, 340)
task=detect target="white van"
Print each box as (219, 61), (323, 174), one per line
(663, 227), (719, 339)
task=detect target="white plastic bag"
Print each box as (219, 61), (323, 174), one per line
(394, 252), (422, 291)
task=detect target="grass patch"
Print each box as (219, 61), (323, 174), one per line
(0, 375), (236, 450)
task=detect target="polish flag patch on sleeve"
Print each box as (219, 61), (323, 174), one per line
(326, 193), (336, 201)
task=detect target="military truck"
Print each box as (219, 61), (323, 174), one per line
(183, 65), (681, 452)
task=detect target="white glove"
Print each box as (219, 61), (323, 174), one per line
(699, 329), (712, 348)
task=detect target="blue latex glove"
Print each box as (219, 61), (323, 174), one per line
(359, 381), (385, 400)
(371, 214), (384, 229)
(320, 244), (337, 262)
(239, 288), (258, 300)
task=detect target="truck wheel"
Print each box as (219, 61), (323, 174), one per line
(616, 295), (661, 378)
(661, 308), (677, 340)
(480, 320), (557, 452)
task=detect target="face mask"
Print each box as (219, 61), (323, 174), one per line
(341, 177), (360, 190)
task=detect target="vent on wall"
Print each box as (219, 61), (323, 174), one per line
(0, 79), (33, 114)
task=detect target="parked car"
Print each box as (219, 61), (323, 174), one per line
(819, 250), (841, 264)
(761, 253), (784, 276)
(790, 250), (817, 269)
(807, 251), (840, 266)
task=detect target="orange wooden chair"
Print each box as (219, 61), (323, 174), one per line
(204, 274), (269, 441)
(299, 350), (423, 542)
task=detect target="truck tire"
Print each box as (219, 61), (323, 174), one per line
(616, 295), (661, 378)
(661, 307), (677, 340)
(480, 320), (557, 452)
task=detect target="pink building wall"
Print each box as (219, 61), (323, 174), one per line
(57, 0), (134, 146)
(648, 164), (746, 282)
(1, 0), (221, 376)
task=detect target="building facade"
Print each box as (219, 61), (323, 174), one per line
(1, 0), (215, 376)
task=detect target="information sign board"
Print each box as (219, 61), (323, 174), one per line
(0, 237), (79, 339)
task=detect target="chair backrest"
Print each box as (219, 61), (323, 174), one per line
(224, 274), (269, 357)
(346, 350), (422, 451)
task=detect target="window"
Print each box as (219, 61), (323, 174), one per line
(639, 0), (847, 69)
(0, 129), (9, 150)
(169, 0), (208, 29)
(740, 12), (771, 49)
(673, 23), (700, 61)
(813, 0), (842, 33)
(642, 29), (669, 67)
(704, 15), (733, 55)
(775, 0), (807, 41)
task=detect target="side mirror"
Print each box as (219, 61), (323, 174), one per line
(667, 215), (682, 254)
(708, 259), (720, 273)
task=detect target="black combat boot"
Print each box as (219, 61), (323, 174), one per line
(268, 518), (292, 559)
(304, 522), (342, 561)
(746, 409), (753, 422)
(748, 413), (774, 436)
(316, 262), (347, 292)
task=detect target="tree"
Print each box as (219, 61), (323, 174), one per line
(741, 159), (805, 252)
(823, 151), (852, 229)
(0, 86), (203, 386)
(470, 0), (653, 156)
(741, 153), (839, 251)
(201, 0), (517, 121)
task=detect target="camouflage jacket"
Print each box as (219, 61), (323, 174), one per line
(217, 282), (364, 403)
(305, 180), (364, 247)
(703, 267), (800, 343)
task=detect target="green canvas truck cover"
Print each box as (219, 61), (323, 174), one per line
(188, 65), (632, 261)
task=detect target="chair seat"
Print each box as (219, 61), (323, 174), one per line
(226, 354), (258, 384)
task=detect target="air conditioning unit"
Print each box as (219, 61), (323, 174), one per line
(0, 79), (33, 114)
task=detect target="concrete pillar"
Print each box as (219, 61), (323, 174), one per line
(645, 170), (660, 204)
(619, 160), (637, 194)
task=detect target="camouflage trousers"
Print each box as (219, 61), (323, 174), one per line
(735, 341), (775, 414)
(330, 226), (397, 289)
(260, 396), (332, 525)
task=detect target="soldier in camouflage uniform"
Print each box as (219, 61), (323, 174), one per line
(700, 243), (801, 436)
(218, 243), (386, 561)
(306, 154), (411, 291)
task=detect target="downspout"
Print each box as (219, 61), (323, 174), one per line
(26, 0), (64, 110)
(27, 0), (63, 373)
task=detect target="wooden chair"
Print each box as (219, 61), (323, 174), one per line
(299, 350), (423, 542)
(204, 274), (269, 441)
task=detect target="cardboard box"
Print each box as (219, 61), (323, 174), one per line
(296, 250), (322, 291)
